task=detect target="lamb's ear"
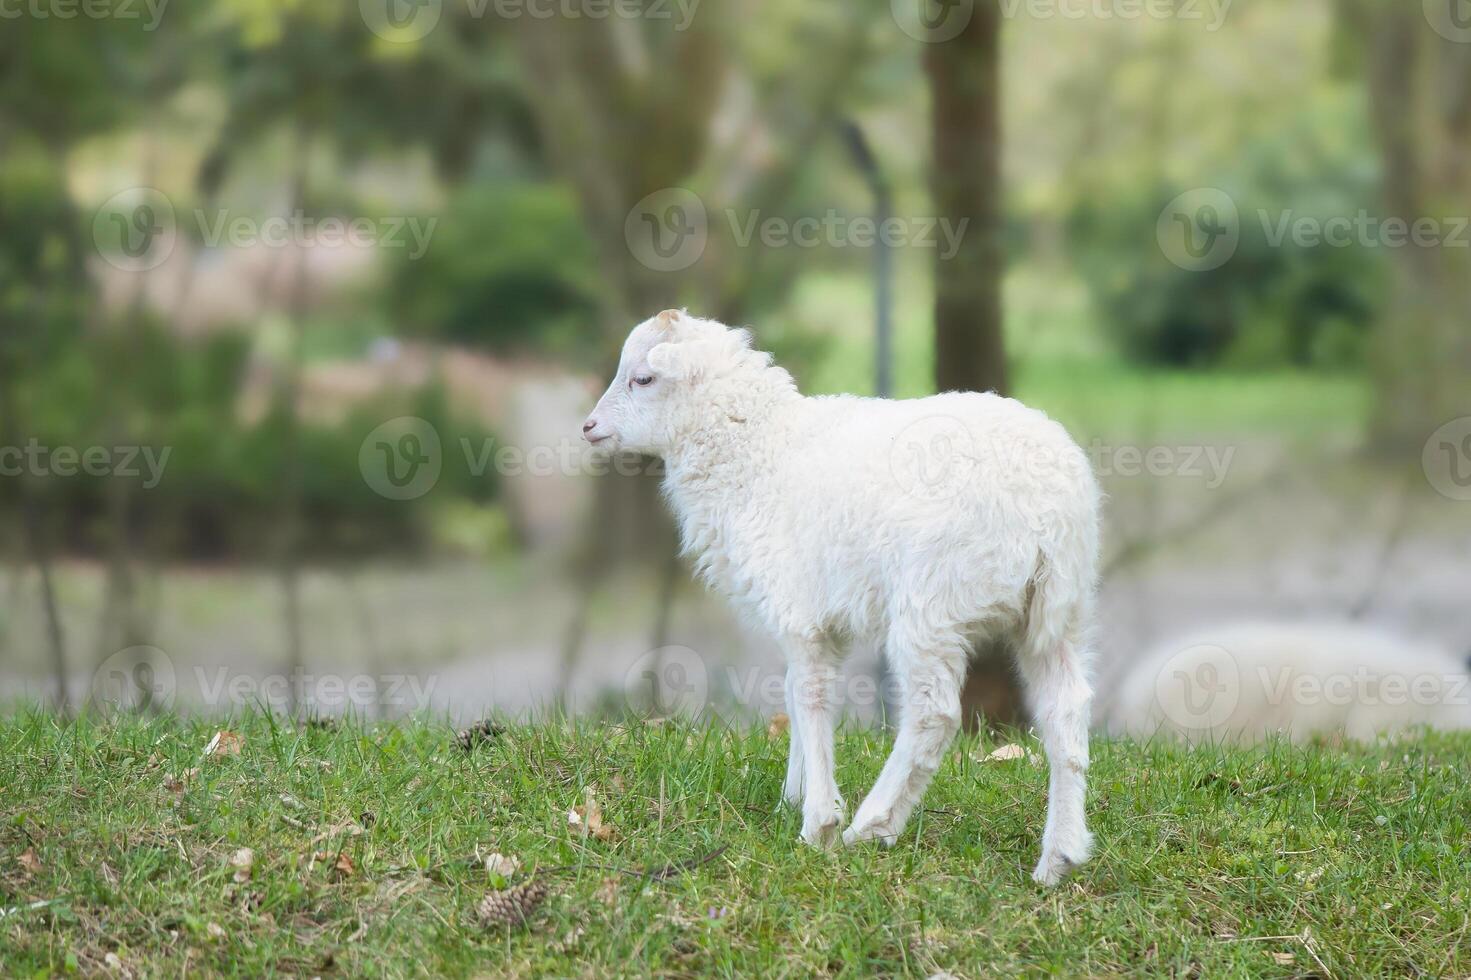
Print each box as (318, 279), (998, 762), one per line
(646, 341), (701, 381)
(648, 329), (751, 381)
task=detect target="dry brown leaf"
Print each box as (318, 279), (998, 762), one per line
(204, 730), (244, 759)
(982, 744), (1027, 762)
(570, 788), (617, 842)
(206, 922), (227, 941)
(334, 853), (356, 878)
(485, 852), (521, 879)
(309, 820), (365, 846)
(596, 876), (619, 905)
(1269, 951), (1295, 966)
(767, 713), (791, 738)
(229, 847), (254, 883)
(16, 849), (41, 876)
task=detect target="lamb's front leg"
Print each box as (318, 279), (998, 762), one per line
(844, 639), (965, 847)
(785, 646), (844, 849)
(781, 667), (806, 809)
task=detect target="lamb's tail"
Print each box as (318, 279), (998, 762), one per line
(1018, 520), (1099, 672)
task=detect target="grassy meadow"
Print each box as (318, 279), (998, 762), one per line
(2, 712), (1468, 977)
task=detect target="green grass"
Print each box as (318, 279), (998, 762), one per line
(3, 713), (1468, 978)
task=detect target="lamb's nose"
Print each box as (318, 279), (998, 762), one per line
(582, 418), (597, 434)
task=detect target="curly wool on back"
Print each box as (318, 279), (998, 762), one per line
(583, 310), (1103, 886)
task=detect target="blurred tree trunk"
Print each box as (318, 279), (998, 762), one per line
(0, 333), (70, 712)
(926, 1), (1008, 399)
(278, 133), (313, 719)
(924, 2), (1023, 729)
(1339, 0), (1471, 450)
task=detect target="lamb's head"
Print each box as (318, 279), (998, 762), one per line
(581, 309), (792, 457)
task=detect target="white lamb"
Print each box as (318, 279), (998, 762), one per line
(582, 310), (1102, 886)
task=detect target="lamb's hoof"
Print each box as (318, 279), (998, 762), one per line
(800, 803), (844, 850)
(841, 820), (899, 848)
(1031, 837), (1093, 887)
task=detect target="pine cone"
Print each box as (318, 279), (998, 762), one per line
(456, 720), (505, 752)
(477, 880), (549, 928)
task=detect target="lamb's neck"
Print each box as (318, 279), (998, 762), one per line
(660, 392), (800, 573)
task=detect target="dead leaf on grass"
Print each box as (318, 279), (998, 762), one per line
(16, 849), (41, 877)
(484, 852), (521, 879)
(334, 853), (356, 878)
(979, 743), (1027, 763)
(229, 847), (255, 883)
(1269, 951), (1295, 966)
(203, 730), (244, 760)
(767, 713), (790, 738)
(569, 787), (617, 842)
(596, 876), (619, 905)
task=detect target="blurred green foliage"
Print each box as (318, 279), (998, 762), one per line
(1069, 104), (1385, 370)
(14, 323), (499, 560)
(388, 185), (601, 357)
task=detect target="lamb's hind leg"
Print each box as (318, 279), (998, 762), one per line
(1018, 630), (1093, 886)
(843, 633), (966, 847)
(785, 640), (844, 848)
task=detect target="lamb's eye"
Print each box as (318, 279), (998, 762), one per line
(632, 375), (655, 388)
